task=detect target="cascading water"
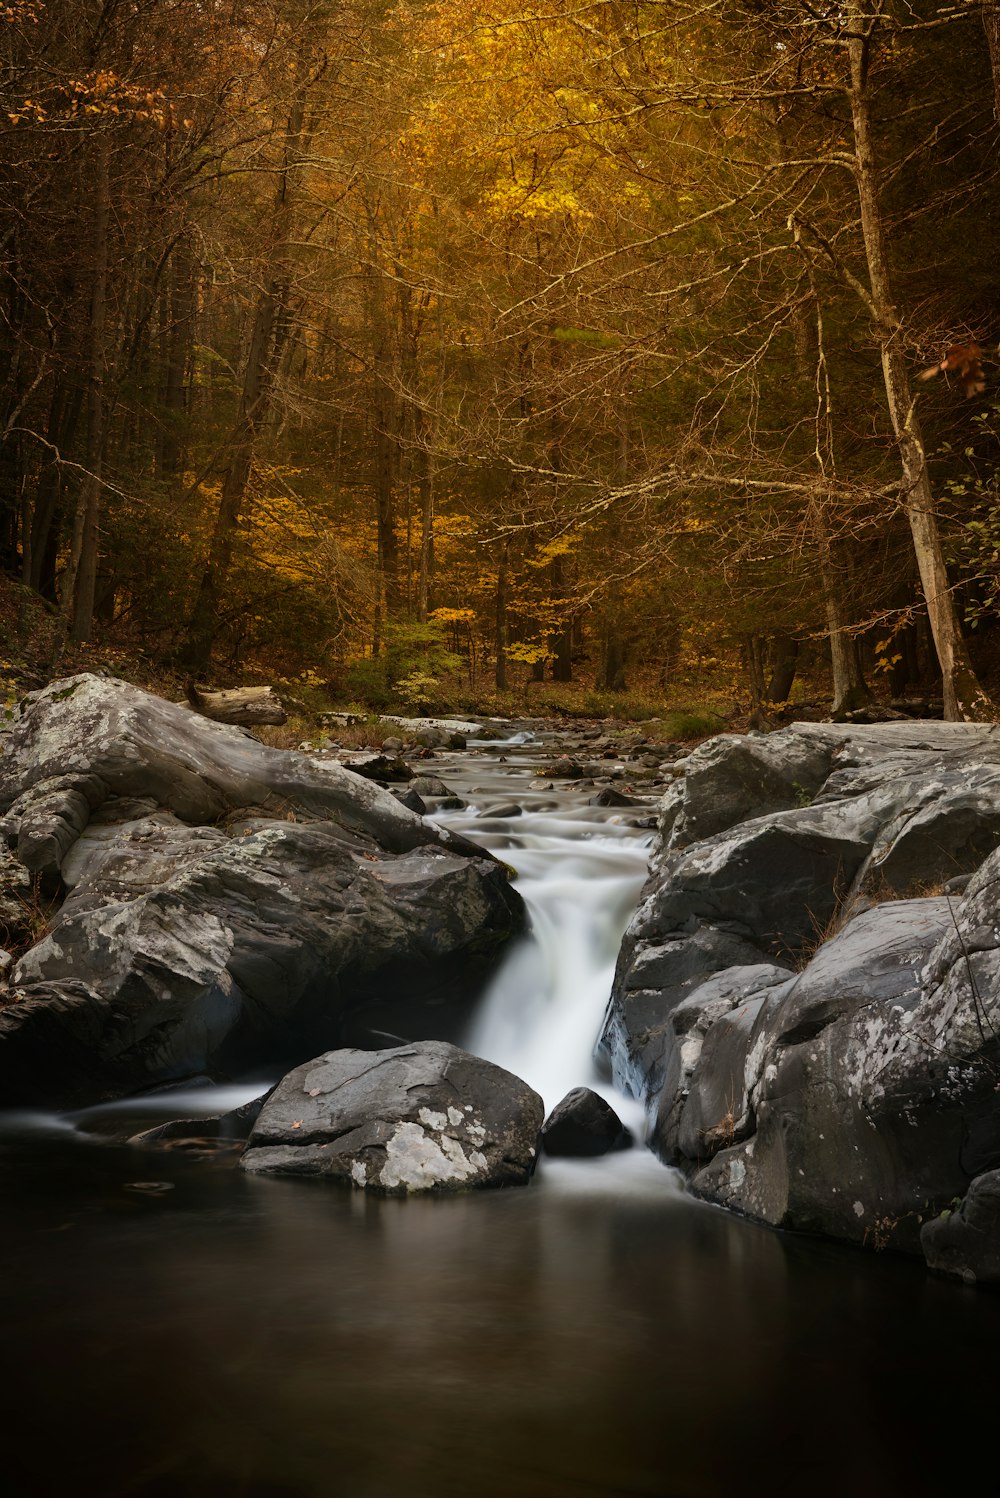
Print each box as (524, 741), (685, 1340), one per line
(428, 737), (654, 1138)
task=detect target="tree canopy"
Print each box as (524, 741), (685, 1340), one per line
(4, 0), (1000, 719)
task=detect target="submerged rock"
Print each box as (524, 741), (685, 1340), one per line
(130, 1090), (272, 1149)
(240, 1041), (543, 1193)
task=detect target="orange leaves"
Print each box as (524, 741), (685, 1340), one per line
(918, 343), (987, 399)
(1, 1), (39, 23)
(5, 68), (175, 130)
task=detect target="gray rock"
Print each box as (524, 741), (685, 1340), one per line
(0, 842), (36, 949)
(644, 802), (878, 962)
(688, 896), (962, 1248)
(661, 729), (836, 851)
(921, 1171), (1000, 1284)
(2, 815), (522, 1107)
(588, 788), (637, 808)
(130, 1090), (272, 1148)
(649, 964), (793, 1163)
(543, 756), (586, 779)
(599, 926), (771, 1099)
(615, 720), (1000, 1264)
(541, 1087), (631, 1157)
(392, 787), (427, 815)
(340, 753), (412, 784)
(0, 674), (440, 862)
(240, 1041), (543, 1192)
(409, 775), (456, 798)
(0, 676), (524, 1107)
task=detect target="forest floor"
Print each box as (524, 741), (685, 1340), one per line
(0, 573), (964, 747)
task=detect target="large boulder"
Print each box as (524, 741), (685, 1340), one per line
(0, 674), (467, 872)
(0, 677), (524, 1107)
(656, 729), (837, 852)
(602, 721), (1000, 1103)
(240, 1041), (543, 1192)
(688, 897), (959, 1248)
(601, 925), (772, 1098)
(649, 963), (793, 1164)
(606, 721), (1000, 1262)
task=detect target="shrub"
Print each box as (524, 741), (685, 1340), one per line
(660, 709), (725, 741)
(341, 622), (461, 712)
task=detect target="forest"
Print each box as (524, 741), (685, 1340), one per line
(3, 0), (1000, 722)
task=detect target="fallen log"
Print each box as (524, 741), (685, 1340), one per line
(184, 682), (287, 727)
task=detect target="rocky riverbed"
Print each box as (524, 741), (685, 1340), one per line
(5, 677), (1000, 1282)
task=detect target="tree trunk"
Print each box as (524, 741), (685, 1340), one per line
(549, 552), (572, 682)
(599, 630), (627, 692)
(159, 233), (195, 478)
(983, 4), (1000, 127)
(495, 540), (508, 691)
(598, 577), (628, 692)
(846, 7), (991, 721)
(367, 215), (400, 618)
(816, 515), (871, 717)
(417, 454), (434, 622)
(765, 635), (798, 705)
(185, 682), (287, 726)
(182, 86), (306, 672)
(743, 634), (767, 707)
(64, 133), (111, 647)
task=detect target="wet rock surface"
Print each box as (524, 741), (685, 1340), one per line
(241, 1040), (544, 1192)
(921, 1170), (1000, 1283)
(541, 1087), (631, 1157)
(601, 720), (1000, 1257)
(0, 676), (525, 1106)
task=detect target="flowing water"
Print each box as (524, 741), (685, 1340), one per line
(2, 738), (999, 1498)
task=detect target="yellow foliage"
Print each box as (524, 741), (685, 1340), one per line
(526, 533), (579, 568)
(395, 0), (659, 230)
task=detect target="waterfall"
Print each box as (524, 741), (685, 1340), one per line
(430, 743), (653, 1129)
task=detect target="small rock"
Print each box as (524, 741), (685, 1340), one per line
(541, 1088), (632, 1157)
(341, 753), (412, 783)
(392, 787), (427, 815)
(588, 788), (637, 808)
(543, 756), (585, 778)
(409, 775), (455, 798)
(921, 1171), (1000, 1284)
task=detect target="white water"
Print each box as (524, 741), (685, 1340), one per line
(430, 746), (654, 1138)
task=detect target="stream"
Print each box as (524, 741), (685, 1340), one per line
(2, 736), (999, 1498)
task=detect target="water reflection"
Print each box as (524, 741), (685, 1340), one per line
(2, 1135), (994, 1498)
